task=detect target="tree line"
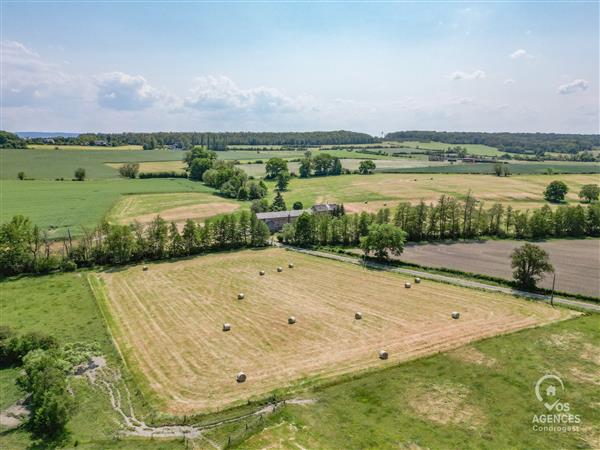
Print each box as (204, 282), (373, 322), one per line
(384, 131), (600, 155)
(279, 195), (600, 247)
(22, 130), (375, 149)
(0, 212), (270, 276)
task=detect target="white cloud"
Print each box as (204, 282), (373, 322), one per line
(509, 49), (533, 59)
(449, 70), (486, 81)
(0, 40), (75, 107)
(96, 72), (162, 110)
(184, 75), (308, 114)
(504, 78), (515, 85)
(557, 79), (589, 95)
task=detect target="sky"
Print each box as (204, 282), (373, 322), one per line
(1, 1), (598, 135)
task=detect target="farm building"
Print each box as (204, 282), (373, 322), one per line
(256, 203), (340, 232)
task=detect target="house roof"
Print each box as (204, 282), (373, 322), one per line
(311, 203), (338, 212)
(256, 209), (307, 220)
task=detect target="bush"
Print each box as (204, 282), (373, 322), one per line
(61, 259), (77, 272)
(118, 163), (140, 179)
(17, 171), (25, 180)
(74, 168), (86, 181)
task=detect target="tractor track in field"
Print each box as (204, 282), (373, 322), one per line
(281, 245), (600, 313)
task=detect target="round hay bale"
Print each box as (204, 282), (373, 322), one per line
(237, 293), (245, 300)
(142, 266), (148, 271)
(236, 372), (246, 383)
(277, 267), (283, 272)
(379, 350), (389, 360)
(414, 277), (421, 284)
(288, 316), (296, 325)
(223, 323), (231, 332)
(288, 263), (294, 268)
(404, 282), (411, 289)
(355, 312), (363, 320)
(451, 311), (460, 320)
(259, 270), (265, 276)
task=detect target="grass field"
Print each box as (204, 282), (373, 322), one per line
(398, 141), (504, 157)
(107, 192), (241, 226)
(266, 173), (598, 212)
(239, 314), (599, 449)
(95, 248), (572, 415)
(378, 161), (600, 175)
(1, 148), (185, 180)
(28, 144), (143, 151)
(1, 178), (217, 237)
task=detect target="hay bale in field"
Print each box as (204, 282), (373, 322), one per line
(355, 312), (363, 320)
(451, 312), (460, 320)
(288, 263), (294, 268)
(259, 270), (265, 276)
(142, 266), (148, 271)
(288, 316), (296, 325)
(236, 372), (246, 383)
(223, 323), (231, 332)
(277, 267), (283, 272)
(237, 293), (245, 300)
(379, 350), (389, 360)
(405, 282), (411, 289)
(414, 277), (421, 284)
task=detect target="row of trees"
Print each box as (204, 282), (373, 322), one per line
(0, 212), (271, 276)
(384, 131), (600, 155)
(278, 195), (600, 247)
(298, 153), (343, 177)
(24, 131), (375, 148)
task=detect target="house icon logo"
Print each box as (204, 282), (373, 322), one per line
(535, 374), (564, 411)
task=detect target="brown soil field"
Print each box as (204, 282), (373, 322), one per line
(95, 248), (574, 415)
(398, 239), (600, 298)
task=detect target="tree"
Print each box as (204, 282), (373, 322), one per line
(360, 223), (406, 260)
(358, 160), (376, 175)
(510, 243), (554, 290)
(271, 191), (287, 212)
(331, 157), (342, 175)
(0, 215), (34, 275)
(276, 171), (291, 191)
(544, 180), (568, 203)
(74, 168), (86, 181)
(292, 201), (304, 210)
(493, 162), (504, 176)
(299, 158), (312, 178)
(251, 198), (270, 213)
(17, 171), (25, 180)
(579, 184), (600, 203)
(265, 158), (288, 179)
(118, 163), (139, 179)
(294, 212), (314, 246)
(189, 158), (214, 181)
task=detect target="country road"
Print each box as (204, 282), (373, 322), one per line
(282, 246), (600, 314)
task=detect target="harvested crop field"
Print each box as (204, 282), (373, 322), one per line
(108, 192), (240, 226)
(398, 239), (600, 298)
(94, 248), (574, 415)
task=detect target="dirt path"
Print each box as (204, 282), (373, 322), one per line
(282, 246), (600, 313)
(84, 359), (314, 444)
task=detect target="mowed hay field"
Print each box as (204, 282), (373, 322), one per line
(107, 192), (240, 226)
(95, 248), (574, 415)
(267, 173), (599, 212)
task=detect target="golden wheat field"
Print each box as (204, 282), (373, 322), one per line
(94, 248), (574, 415)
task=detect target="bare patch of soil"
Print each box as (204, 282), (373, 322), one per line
(569, 367), (600, 385)
(547, 331), (585, 349)
(581, 343), (600, 365)
(448, 346), (496, 367)
(0, 398), (30, 429)
(408, 383), (483, 428)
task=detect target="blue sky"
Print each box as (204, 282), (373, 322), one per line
(1, 2), (598, 134)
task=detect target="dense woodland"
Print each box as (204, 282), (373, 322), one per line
(0, 131), (26, 149)
(384, 131), (600, 154)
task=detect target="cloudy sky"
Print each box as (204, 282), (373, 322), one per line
(1, 2), (598, 134)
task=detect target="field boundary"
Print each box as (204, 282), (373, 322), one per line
(282, 246), (600, 313)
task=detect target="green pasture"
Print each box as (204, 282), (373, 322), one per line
(397, 140), (504, 157)
(1, 178), (217, 238)
(28, 144), (143, 151)
(377, 161), (600, 175)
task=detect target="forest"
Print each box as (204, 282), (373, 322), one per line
(384, 131), (600, 154)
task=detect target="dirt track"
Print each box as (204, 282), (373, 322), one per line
(397, 239), (600, 298)
(97, 248), (574, 415)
